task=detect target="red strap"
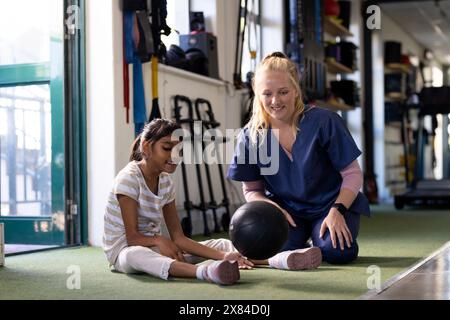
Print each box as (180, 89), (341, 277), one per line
(122, 14), (130, 123)
(123, 58), (130, 123)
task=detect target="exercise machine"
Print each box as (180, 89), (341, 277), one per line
(394, 87), (450, 209)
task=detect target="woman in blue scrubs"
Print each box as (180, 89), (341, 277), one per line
(228, 52), (370, 264)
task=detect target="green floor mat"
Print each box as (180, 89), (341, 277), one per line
(1, 205), (450, 300)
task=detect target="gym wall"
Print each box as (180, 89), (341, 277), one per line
(85, 0), (283, 245)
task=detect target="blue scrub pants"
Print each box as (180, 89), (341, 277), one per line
(282, 211), (360, 264)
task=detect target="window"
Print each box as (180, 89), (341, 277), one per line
(0, 0), (60, 66)
(0, 84), (52, 216)
(432, 66), (443, 87)
(423, 65), (443, 88)
(0, 0), (87, 249)
(240, 0), (262, 81)
(161, 0), (189, 49)
(0, 0), (63, 218)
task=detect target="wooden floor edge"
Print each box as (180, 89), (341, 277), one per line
(357, 241), (450, 300)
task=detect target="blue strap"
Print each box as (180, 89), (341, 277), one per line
(133, 56), (147, 136)
(123, 11), (147, 136)
(123, 11), (135, 64)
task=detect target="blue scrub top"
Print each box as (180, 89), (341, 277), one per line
(227, 106), (370, 220)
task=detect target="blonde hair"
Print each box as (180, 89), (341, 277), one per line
(246, 52), (305, 145)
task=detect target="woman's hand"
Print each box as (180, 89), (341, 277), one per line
(260, 199), (297, 227)
(278, 206), (297, 227)
(223, 251), (254, 269)
(155, 235), (186, 262)
(319, 209), (353, 250)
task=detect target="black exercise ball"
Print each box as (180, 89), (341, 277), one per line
(229, 201), (289, 260)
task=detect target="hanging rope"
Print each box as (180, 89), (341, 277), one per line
(246, 0), (258, 73)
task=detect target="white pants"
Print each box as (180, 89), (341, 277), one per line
(114, 238), (237, 280)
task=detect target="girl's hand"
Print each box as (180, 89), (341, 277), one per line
(223, 251), (254, 269)
(319, 209), (353, 251)
(155, 235), (186, 262)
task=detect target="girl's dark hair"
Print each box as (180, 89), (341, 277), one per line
(129, 118), (182, 161)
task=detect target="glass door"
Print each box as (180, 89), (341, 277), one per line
(0, 0), (84, 254)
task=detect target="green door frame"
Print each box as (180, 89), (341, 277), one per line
(0, 63), (51, 86)
(64, 0), (88, 246)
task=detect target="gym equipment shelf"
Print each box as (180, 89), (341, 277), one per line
(385, 92), (408, 101)
(323, 15), (353, 38)
(326, 58), (354, 74)
(385, 63), (411, 74)
(323, 9), (358, 112)
(315, 98), (354, 112)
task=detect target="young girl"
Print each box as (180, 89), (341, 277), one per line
(228, 52), (370, 264)
(104, 118), (321, 285)
(103, 119), (252, 285)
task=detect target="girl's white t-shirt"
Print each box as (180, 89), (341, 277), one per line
(103, 161), (175, 265)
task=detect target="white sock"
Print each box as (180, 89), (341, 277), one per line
(268, 251), (291, 270)
(196, 264), (206, 280)
(195, 260), (239, 285)
(268, 247), (322, 271)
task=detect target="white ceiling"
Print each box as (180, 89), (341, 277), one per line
(380, 0), (450, 65)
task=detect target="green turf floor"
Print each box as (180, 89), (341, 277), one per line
(1, 205), (450, 300)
